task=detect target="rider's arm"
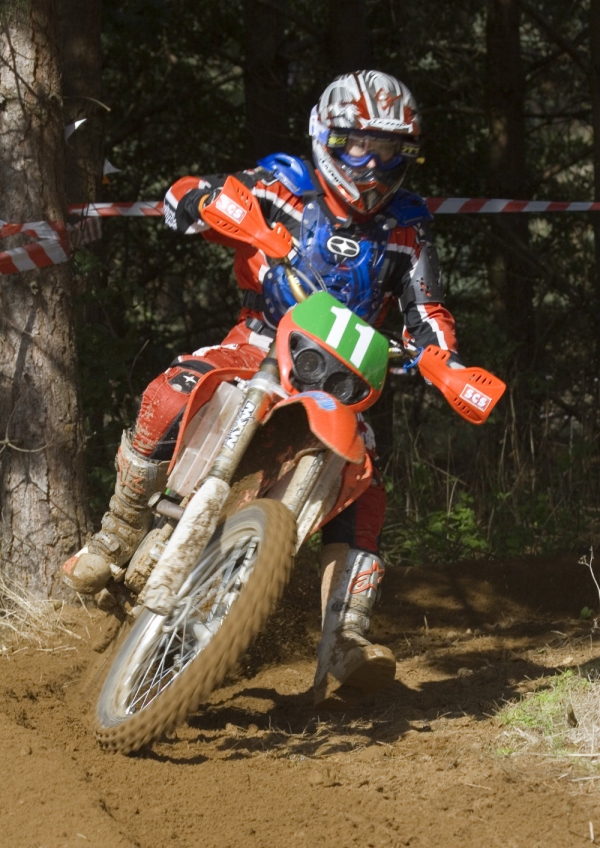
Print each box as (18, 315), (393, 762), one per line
(163, 168), (286, 238)
(163, 175), (216, 235)
(391, 223), (460, 360)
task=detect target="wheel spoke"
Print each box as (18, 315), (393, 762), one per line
(141, 629), (181, 707)
(129, 628), (182, 712)
(123, 533), (260, 714)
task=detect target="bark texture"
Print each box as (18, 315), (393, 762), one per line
(58, 0), (104, 204)
(0, 0), (89, 595)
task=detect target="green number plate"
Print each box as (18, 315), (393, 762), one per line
(291, 292), (388, 390)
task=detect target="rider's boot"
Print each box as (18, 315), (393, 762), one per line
(61, 432), (169, 596)
(313, 543), (396, 708)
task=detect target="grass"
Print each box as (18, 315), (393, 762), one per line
(498, 664), (600, 769)
(0, 572), (81, 650)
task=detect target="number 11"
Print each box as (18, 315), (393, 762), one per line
(326, 306), (375, 368)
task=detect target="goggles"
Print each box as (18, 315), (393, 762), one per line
(327, 130), (418, 172)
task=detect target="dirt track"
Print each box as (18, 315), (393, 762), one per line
(3, 551), (600, 848)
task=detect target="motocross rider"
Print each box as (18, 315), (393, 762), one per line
(62, 70), (461, 708)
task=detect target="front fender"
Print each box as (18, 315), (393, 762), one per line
(264, 391), (365, 465)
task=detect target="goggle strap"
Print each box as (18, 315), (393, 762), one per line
(326, 130), (350, 149)
(309, 107), (330, 146)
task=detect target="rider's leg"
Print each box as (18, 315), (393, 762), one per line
(62, 431), (170, 594)
(60, 357), (213, 595)
(61, 324), (269, 596)
(313, 480), (396, 707)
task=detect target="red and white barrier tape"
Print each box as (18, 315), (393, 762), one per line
(68, 201), (163, 217)
(426, 198), (600, 214)
(3, 196), (600, 276)
(0, 218), (101, 276)
(0, 220), (66, 240)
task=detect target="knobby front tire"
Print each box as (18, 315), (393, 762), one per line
(95, 500), (296, 754)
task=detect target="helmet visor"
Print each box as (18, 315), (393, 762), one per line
(327, 130), (418, 172)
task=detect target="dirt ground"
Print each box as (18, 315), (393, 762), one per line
(3, 550), (600, 848)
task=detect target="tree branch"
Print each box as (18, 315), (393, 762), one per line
(514, 0), (590, 76)
(530, 144), (594, 190)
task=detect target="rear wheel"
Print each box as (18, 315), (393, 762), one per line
(95, 500), (296, 753)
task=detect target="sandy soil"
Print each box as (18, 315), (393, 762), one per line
(3, 550), (600, 848)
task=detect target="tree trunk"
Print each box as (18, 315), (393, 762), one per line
(243, 0), (288, 162)
(590, 0), (600, 361)
(0, 1), (89, 595)
(58, 0), (107, 489)
(486, 0), (533, 372)
(58, 0), (105, 204)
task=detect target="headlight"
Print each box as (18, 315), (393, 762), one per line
(289, 332), (369, 405)
(293, 348), (327, 382)
(323, 371), (363, 404)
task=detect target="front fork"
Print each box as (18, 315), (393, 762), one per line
(141, 347), (283, 614)
(208, 346), (281, 483)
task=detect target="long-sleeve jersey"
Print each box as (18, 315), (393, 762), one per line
(163, 163), (458, 354)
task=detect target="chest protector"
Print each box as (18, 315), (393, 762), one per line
(263, 201), (390, 326)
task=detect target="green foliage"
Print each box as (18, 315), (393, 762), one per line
(382, 477), (490, 566)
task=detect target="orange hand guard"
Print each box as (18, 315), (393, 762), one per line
(418, 346), (506, 425)
(199, 175), (293, 259)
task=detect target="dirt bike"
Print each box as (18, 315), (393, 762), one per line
(94, 176), (506, 754)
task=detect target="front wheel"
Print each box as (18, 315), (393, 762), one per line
(95, 500), (296, 753)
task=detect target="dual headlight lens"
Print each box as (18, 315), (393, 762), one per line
(289, 333), (368, 405)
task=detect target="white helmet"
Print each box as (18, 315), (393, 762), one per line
(310, 70), (421, 215)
